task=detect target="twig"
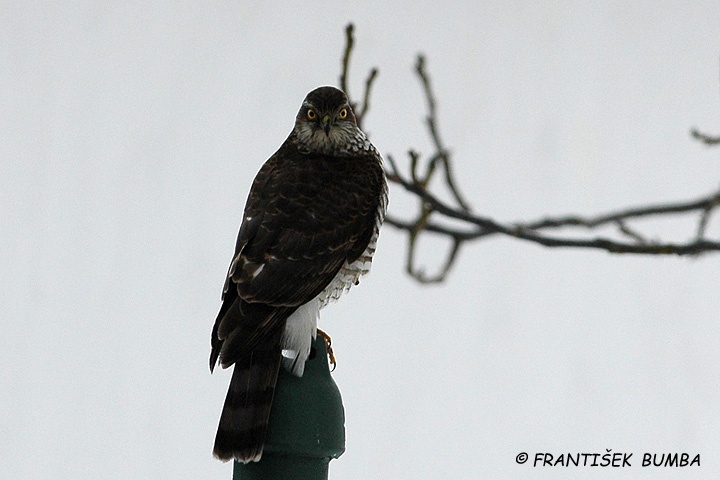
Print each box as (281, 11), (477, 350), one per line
(358, 68), (378, 128)
(415, 55), (471, 212)
(339, 24), (354, 100)
(616, 220), (649, 244)
(525, 189), (720, 230)
(691, 128), (720, 145)
(339, 23), (379, 130)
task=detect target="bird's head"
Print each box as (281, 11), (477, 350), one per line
(294, 86), (360, 155)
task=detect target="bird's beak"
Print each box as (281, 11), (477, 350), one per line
(322, 114), (331, 136)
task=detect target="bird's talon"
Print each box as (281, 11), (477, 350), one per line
(317, 328), (337, 370)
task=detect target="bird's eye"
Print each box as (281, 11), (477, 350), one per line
(338, 108), (348, 120)
(306, 109), (317, 120)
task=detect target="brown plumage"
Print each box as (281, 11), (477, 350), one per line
(210, 86), (387, 462)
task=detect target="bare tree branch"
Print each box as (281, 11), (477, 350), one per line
(339, 24), (354, 103)
(340, 23), (720, 282)
(414, 55), (471, 212)
(691, 128), (720, 145)
(339, 24), (378, 129)
(387, 155), (720, 254)
(359, 68), (378, 127)
(524, 189), (720, 230)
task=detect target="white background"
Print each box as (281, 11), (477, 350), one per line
(3, 2), (720, 479)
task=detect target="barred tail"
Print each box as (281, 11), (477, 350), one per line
(213, 329), (283, 463)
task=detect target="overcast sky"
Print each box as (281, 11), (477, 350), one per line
(3, 2), (720, 479)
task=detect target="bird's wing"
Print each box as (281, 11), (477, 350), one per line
(211, 146), (384, 369)
(231, 148), (383, 307)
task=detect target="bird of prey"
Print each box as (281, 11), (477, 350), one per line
(209, 86), (387, 463)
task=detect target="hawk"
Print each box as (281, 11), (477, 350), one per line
(210, 86), (387, 463)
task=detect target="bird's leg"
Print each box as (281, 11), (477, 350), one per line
(317, 328), (336, 371)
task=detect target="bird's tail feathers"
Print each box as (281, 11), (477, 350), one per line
(212, 327), (283, 463)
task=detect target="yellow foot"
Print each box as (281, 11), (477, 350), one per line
(317, 328), (336, 371)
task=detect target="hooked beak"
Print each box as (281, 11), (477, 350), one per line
(321, 114), (332, 136)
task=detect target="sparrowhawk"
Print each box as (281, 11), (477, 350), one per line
(210, 86), (387, 463)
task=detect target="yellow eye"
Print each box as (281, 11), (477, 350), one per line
(338, 108), (348, 120)
(306, 109), (317, 120)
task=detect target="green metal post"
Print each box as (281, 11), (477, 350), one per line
(233, 334), (346, 479)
